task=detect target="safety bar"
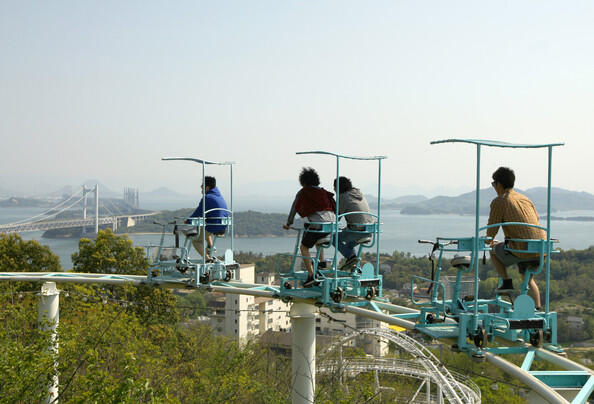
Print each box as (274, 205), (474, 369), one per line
(411, 275), (446, 313)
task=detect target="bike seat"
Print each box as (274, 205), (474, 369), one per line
(316, 236), (332, 246)
(355, 236), (372, 245)
(451, 255), (471, 268)
(182, 228), (198, 237)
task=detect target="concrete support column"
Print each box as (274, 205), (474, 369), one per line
(38, 282), (59, 404)
(290, 303), (316, 404)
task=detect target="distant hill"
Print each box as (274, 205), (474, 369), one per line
(399, 187), (594, 215)
(366, 194), (428, 209)
(0, 197), (53, 208)
(0, 186), (10, 199)
(142, 187), (194, 201)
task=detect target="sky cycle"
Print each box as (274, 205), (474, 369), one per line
(146, 157), (238, 288)
(277, 151), (386, 308)
(404, 139), (564, 362)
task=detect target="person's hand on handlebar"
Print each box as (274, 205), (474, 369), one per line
(283, 223), (291, 230)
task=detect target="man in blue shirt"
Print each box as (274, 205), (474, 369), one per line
(188, 176), (229, 261)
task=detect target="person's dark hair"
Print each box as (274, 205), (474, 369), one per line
(204, 176), (216, 189)
(299, 167), (320, 187)
(492, 167), (515, 189)
(333, 176), (353, 193)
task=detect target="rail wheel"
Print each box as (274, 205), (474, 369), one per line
(199, 272), (210, 285)
(530, 329), (544, 347)
(473, 327), (488, 349)
(331, 287), (344, 303)
(365, 286), (376, 300)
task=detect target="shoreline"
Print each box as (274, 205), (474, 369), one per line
(122, 232), (294, 238)
(42, 232), (296, 239)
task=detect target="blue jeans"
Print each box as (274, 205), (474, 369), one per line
(334, 232), (365, 258)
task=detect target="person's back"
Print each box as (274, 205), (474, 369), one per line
(338, 188), (373, 226)
(333, 177), (373, 268)
(487, 167), (545, 307)
(199, 186), (228, 234)
(487, 189), (545, 257)
(283, 167), (335, 287)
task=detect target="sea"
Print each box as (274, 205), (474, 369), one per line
(2, 207), (594, 269)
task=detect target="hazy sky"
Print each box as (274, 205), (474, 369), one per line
(1, 1), (593, 200)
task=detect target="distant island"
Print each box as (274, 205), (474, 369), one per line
(391, 187), (594, 215)
(0, 197), (53, 208)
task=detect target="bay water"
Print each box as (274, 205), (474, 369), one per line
(2, 207), (594, 269)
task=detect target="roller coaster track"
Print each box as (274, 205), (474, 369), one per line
(319, 327), (481, 403)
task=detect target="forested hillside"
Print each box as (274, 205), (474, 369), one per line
(117, 209), (302, 237)
(1, 232), (592, 402)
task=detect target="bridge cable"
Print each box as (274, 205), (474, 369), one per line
(104, 198), (124, 216)
(7, 189), (83, 225)
(27, 194), (86, 223)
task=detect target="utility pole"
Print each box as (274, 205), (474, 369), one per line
(38, 282), (59, 403)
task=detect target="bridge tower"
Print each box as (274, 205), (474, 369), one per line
(81, 184), (99, 235)
(94, 184), (99, 234)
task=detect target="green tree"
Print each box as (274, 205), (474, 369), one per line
(71, 229), (178, 325)
(0, 233), (61, 273)
(72, 229), (147, 275)
(0, 233), (62, 294)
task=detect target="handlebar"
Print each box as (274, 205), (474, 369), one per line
(417, 239), (458, 247)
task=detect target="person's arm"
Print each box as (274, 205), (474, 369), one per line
(486, 198), (502, 243)
(284, 191), (300, 229)
(186, 200), (204, 223)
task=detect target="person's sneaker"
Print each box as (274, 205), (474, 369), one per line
(340, 255), (358, 270)
(496, 280), (514, 294)
(303, 275), (319, 288)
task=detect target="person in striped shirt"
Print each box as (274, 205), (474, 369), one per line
(487, 167), (545, 309)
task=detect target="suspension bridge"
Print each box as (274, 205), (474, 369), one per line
(0, 184), (158, 234)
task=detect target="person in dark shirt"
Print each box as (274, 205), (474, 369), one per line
(187, 176), (229, 261)
(283, 167), (336, 287)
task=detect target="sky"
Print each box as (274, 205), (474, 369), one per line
(1, 1), (593, 204)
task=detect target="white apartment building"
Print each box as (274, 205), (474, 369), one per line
(206, 265), (291, 345)
(206, 266), (388, 356)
